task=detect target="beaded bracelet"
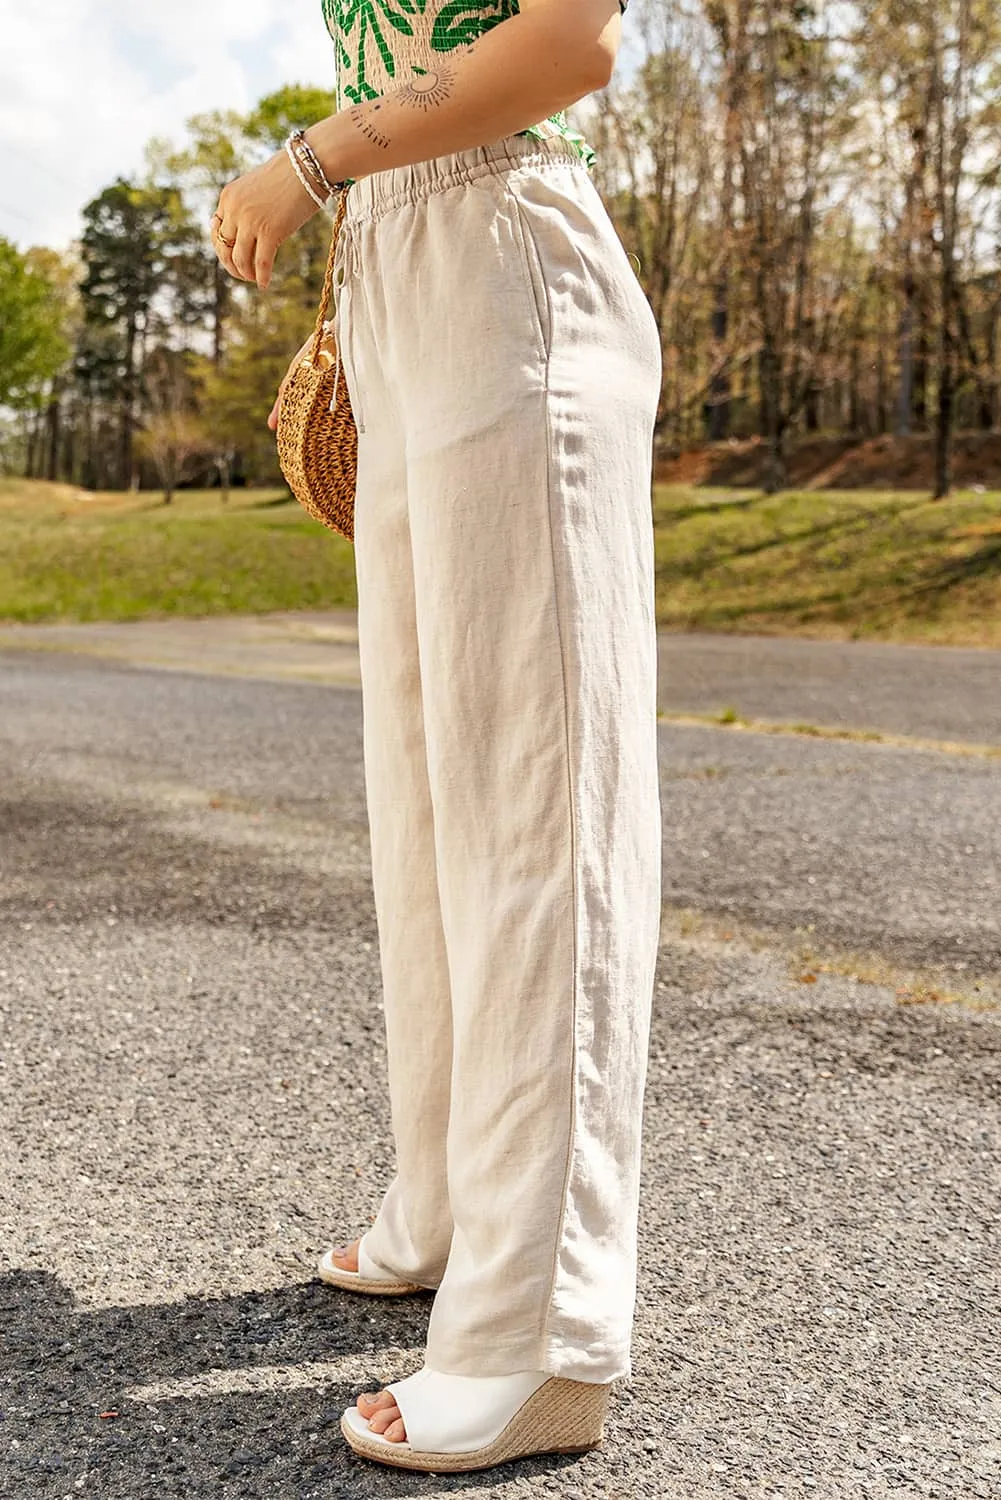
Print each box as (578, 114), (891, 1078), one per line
(285, 128), (348, 202)
(285, 141), (331, 210)
(285, 133), (333, 206)
(299, 130), (348, 194)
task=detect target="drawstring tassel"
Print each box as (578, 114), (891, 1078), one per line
(327, 220), (354, 415)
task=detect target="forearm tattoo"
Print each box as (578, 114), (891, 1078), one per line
(397, 61), (458, 111)
(349, 104), (392, 150)
(348, 43), (477, 151)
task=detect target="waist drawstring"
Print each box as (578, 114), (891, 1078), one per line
(328, 209), (359, 415)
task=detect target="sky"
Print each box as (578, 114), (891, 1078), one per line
(0, 0), (337, 250)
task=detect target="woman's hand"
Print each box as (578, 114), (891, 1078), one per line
(212, 153), (320, 291)
(267, 332), (318, 431)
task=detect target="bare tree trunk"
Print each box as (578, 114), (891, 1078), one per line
(213, 261), (224, 367)
(81, 391), (96, 491)
(956, 283), (993, 429)
(876, 287), (889, 434)
(935, 318), (955, 499)
(914, 294), (929, 429)
(120, 318), (137, 491)
(45, 390), (61, 481)
(22, 415), (37, 479)
(216, 450), (232, 503)
(896, 276), (914, 436)
(760, 340), (786, 491)
(62, 412), (77, 485)
(849, 310), (862, 435)
(896, 110), (927, 438)
(987, 293), (1000, 429)
(708, 283), (730, 441)
(931, 0), (971, 500)
(707, 0), (750, 442)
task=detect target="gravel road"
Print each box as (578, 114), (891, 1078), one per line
(1, 649), (998, 1500)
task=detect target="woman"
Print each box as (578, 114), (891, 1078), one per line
(211, 0), (662, 1475)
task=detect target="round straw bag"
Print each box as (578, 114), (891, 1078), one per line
(276, 189), (356, 541)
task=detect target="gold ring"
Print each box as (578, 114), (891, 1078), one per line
(211, 222), (237, 248)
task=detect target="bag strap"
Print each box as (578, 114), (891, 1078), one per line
(311, 188), (350, 361)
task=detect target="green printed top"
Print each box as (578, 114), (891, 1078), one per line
(321, 0), (628, 172)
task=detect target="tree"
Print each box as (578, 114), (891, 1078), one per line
(592, 0), (713, 447)
(157, 111), (249, 366)
(79, 179), (202, 489)
(11, 246), (80, 481)
(32, 51), (1001, 495)
(0, 238), (69, 409)
(244, 86), (339, 153)
(728, 0), (857, 489)
(137, 346), (209, 502)
(704, 0), (752, 440)
(926, 0), (993, 497)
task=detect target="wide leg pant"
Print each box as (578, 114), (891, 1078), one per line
(331, 133), (663, 1383)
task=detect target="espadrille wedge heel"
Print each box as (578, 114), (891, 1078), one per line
(317, 1236), (426, 1297)
(341, 1367), (609, 1473)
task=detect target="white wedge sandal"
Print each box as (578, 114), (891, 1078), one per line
(317, 1235), (425, 1297)
(341, 1366), (609, 1473)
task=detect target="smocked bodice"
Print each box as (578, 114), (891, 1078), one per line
(321, 0), (627, 170)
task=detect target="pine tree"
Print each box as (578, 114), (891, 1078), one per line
(79, 179), (201, 488)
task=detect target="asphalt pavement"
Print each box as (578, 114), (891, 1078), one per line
(1, 616), (998, 746)
(1, 644), (998, 1500)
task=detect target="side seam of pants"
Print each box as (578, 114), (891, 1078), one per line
(335, 136), (663, 1382)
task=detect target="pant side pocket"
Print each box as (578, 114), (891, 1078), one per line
(508, 185), (554, 367)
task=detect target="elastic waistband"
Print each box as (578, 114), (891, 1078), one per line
(341, 132), (584, 225)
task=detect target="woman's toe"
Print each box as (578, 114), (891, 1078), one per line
(368, 1399), (403, 1435)
(357, 1389), (392, 1418)
(354, 1386), (407, 1441)
(330, 1238), (361, 1272)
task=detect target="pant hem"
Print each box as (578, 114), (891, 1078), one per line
(424, 1331), (630, 1385)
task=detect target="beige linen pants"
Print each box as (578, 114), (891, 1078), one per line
(331, 134), (662, 1383)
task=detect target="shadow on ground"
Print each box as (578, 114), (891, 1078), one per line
(0, 1272), (592, 1498)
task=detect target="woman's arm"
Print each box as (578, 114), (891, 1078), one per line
(309, 0), (623, 184)
(214, 0), (623, 288)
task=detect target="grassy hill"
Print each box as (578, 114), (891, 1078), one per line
(1, 477), (999, 646)
(652, 484), (1001, 645)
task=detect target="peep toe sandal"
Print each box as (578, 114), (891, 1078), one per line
(317, 1235), (424, 1296)
(341, 1366), (609, 1473)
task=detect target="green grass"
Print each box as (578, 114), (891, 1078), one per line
(653, 484), (1001, 646)
(2, 479), (1001, 645)
(0, 481), (358, 622)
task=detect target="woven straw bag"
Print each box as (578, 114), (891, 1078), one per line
(276, 189), (356, 541)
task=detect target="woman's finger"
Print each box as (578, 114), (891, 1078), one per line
(211, 219), (241, 280)
(231, 226), (259, 283)
(267, 369), (293, 431)
(268, 332), (316, 430)
(255, 235), (278, 291)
